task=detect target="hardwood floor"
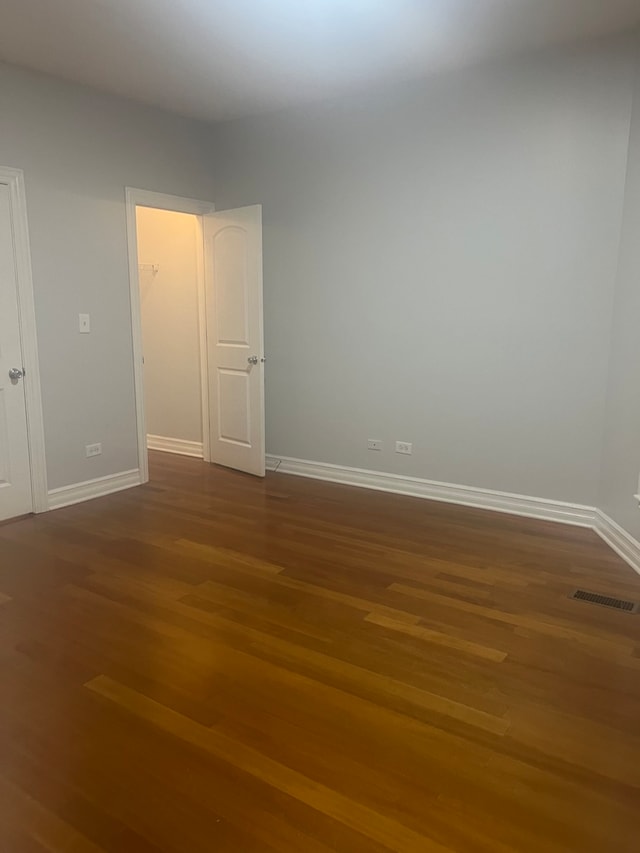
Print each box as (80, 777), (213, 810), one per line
(1, 451), (640, 852)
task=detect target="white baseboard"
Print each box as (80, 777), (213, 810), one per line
(267, 455), (597, 528)
(147, 434), (203, 458)
(593, 510), (640, 576)
(43, 451), (640, 578)
(267, 454), (640, 577)
(48, 469), (141, 510)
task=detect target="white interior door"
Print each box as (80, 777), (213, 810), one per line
(204, 205), (265, 476)
(0, 183), (32, 520)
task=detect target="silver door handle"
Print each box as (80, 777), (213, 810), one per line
(247, 356), (259, 365)
(9, 367), (24, 382)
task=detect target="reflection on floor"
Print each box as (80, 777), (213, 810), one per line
(1, 450), (639, 852)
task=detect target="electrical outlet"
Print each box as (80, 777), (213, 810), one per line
(86, 443), (102, 458)
(395, 441), (412, 455)
(367, 439), (383, 451)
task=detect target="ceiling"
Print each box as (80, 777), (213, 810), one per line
(1, 0), (639, 122)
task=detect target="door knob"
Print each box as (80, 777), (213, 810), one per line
(8, 367), (24, 382)
(247, 355), (259, 365)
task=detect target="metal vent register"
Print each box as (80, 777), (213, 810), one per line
(569, 589), (639, 614)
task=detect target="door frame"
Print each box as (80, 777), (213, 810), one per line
(125, 187), (215, 484)
(0, 166), (48, 513)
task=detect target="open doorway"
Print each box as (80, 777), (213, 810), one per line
(126, 189), (266, 483)
(136, 206), (208, 463)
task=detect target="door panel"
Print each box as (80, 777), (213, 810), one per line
(218, 369), (251, 446)
(0, 182), (32, 520)
(204, 205), (265, 476)
(214, 226), (250, 344)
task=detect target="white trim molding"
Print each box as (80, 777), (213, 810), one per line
(126, 188), (215, 217)
(194, 215), (211, 465)
(267, 454), (640, 577)
(43, 450), (640, 579)
(147, 434), (204, 458)
(593, 510), (640, 576)
(0, 166), (48, 513)
(48, 469), (141, 511)
(125, 187), (215, 485)
(267, 455), (597, 528)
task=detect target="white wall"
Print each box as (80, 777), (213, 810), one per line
(599, 42), (640, 538)
(136, 207), (202, 446)
(0, 61), (215, 490)
(209, 40), (635, 505)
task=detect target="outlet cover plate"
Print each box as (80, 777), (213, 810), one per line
(395, 441), (412, 455)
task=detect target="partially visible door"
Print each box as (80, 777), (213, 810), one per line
(0, 182), (32, 520)
(204, 205), (265, 476)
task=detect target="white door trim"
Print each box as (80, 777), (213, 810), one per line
(0, 166), (48, 513)
(125, 188), (215, 484)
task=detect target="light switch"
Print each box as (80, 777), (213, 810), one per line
(79, 313), (91, 334)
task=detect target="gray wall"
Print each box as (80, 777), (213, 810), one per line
(599, 46), (640, 537)
(210, 41), (635, 505)
(4, 40), (640, 522)
(0, 62), (215, 489)
(137, 207), (203, 445)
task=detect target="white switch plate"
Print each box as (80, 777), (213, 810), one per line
(395, 441), (413, 455)
(367, 439), (383, 451)
(79, 313), (91, 333)
(86, 443), (102, 457)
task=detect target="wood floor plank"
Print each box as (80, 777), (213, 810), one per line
(86, 674), (455, 853)
(1, 450), (640, 851)
(363, 612), (508, 661)
(0, 774), (107, 853)
(177, 538), (424, 625)
(62, 576), (512, 735)
(389, 582), (639, 656)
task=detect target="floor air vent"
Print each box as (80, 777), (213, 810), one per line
(570, 589), (639, 614)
